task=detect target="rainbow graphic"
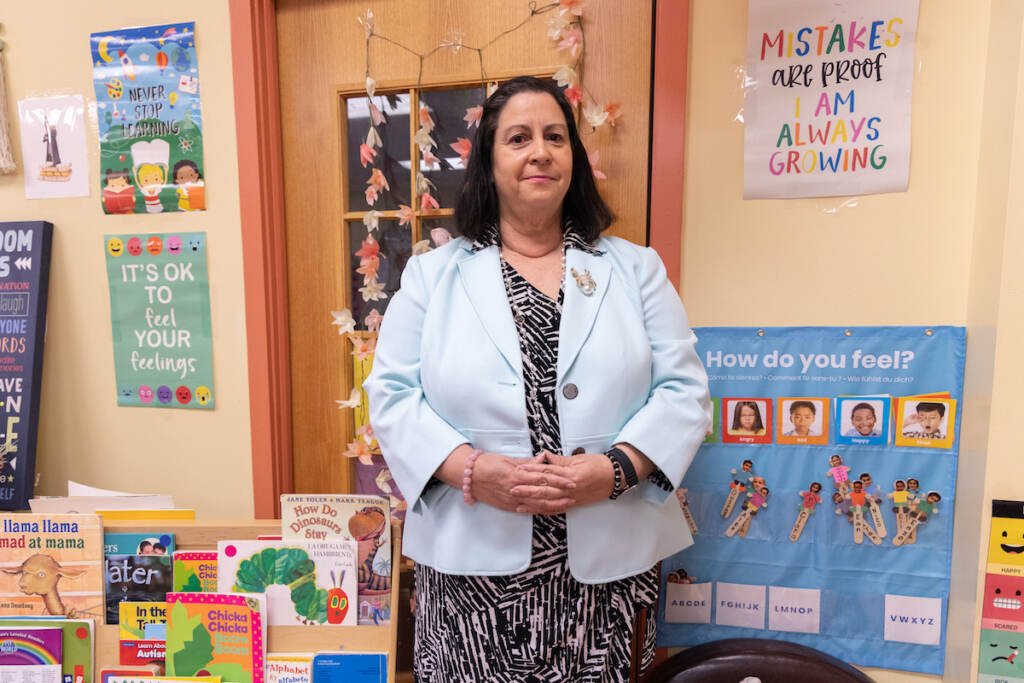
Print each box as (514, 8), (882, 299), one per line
(0, 634), (61, 665)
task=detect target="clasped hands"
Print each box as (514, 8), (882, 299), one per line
(471, 449), (614, 515)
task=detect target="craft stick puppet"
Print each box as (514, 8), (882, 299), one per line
(848, 480), (881, 545)
(826, 454), (852, 496)
(859, 472), (887, 538)
(790, 481), (823, 542)
(893, 490), (941, 546)
(833, 491), (853, 524)
(905, 477), (922, 544)
(727, 480), (769, 538)
(676, 488), (698, 535)
(888, 479), (910, 533)
(722, 460), (755, 519)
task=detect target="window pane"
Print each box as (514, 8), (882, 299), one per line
(346, 94), (411, 212)
(349, 220), (412, 329)
(419, 87), (485, 208)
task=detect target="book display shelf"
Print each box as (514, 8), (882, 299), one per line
(95, 519), (402, 682)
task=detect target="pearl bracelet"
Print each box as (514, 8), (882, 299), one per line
(462, 448), (484, 506)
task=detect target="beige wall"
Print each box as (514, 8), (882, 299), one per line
(681, 1), (1024, 680)
(0, 2), (253, 517)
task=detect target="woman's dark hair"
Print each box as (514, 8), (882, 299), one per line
(731, 401), (764, 432)
(455, 76), (613, 243)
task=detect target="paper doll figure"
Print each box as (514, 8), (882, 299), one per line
(888, 479), (910, 533)
(102, 168), (136, 214)
(39, 114), (72, 182)
(790, 481), (822, 542)
(848, 481), (881, 545)
(826, 454), (852, 495)
(675, 488), (698, 535)
(131, 139), (170, 213)
(738, 476), (765, 537)
(859, 472), (887, 538)
(905, 477), (922, 543)
(721, 460), (755, 519)
(666, 569), (696, 584)
(894, 491), (941, 546)
(726, 484), (769, 538)
(833, 491), (853, 524)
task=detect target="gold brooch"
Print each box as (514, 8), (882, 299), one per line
(570, 268), (597, 296)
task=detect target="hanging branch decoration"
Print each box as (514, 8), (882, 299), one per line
(0, 29), (15, 174)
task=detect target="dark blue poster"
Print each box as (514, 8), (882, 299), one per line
(658, 326), (965, 675)
(0, 222), (53, 510)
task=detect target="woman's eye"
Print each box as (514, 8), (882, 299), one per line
(509, 134), (526, 144)
(547, 133), (564, 142)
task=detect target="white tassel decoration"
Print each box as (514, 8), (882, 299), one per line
(0, 41), (16, 175)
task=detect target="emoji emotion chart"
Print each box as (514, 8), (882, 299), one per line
(980, 500), (1024, 682)
(91, 22), (206, 214)
(104, 232), (213, 409)
(659, 326), (965, 675)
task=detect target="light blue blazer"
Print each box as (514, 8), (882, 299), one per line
(364, 235), (711, 583)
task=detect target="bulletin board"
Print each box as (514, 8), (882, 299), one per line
(658, 326), (965, 675)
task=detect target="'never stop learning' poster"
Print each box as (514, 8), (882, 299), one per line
(743, 0), (919, 199)
(104, 233), (213, 409)
(90, 22), (205, 214)
(658, 327), (964, 675)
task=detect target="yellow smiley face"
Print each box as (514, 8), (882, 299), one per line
(107, 237), (124, 257)
(989, 516), (1024, 566)
(195, 386), (211, 406)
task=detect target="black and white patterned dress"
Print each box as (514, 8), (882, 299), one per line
(413, 224), (659, 682)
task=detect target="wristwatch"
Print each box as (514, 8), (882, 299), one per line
(606, 446), (639, 499)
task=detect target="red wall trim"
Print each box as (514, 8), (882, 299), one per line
(649, 0), (690, 291)
(229, 0), (293, 518)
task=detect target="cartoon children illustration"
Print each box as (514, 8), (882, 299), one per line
(790, 481), (823, 542)
(827, 454), (852, 495)
(666, 569), (697, 584)
(859, 472), (887, 537)
(901, 401), (947, 439)
(721, 460), (755, 519)
(131, 139), (170, 213)
(894, 491), (942, 546)
(102, 168), (136, 214)
(172, 159), (206, 211)
(675, 488), (698, 535)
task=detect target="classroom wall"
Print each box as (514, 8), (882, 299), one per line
(680, 1), (1024, 680)
(0, 2), (253, 518)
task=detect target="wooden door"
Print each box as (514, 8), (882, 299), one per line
(275, 0), (654, 493)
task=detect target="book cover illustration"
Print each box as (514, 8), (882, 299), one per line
(280, 495), (391, 625)
(0, 222), (53, 511)
(265, 654), (311, 683)
(311, 652), (386, 683)
(172, 552), (216, 593)
(217, 540), (357, 627)
(117, 602), (166, 667)
(108, 676), (219, 683)
(0, 619), (93, 683)
(98, 669), (163, 683)
(165, 592), (266, 683)
(0, 626), (62, 683)
(0, 626), (62, 663)
(0, 514), (104, 619)
(105, 555), (172, 624)
(104, 534), (174, 557)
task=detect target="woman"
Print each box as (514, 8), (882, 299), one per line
(729, 400), (765, 435)
(365, 76), (710, 682)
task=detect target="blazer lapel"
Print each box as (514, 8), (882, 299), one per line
(456, 246), (523, 377)
(557, 249), (611, 384)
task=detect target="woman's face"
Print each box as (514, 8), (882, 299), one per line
(490, 91), (572, 220)
(739, 405), (756, 429)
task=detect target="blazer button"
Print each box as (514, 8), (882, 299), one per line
(562, 383), (579, 399)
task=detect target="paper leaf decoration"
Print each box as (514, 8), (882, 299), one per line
(397, 204), (415, 226)
(366, 76), (377, 98)
(430, 227), (453, 246)
(559, 0), (586, 16)
(358, 8), (375, 38)
(362, 210), (383, 233)
(359, 143), (377, 168)
(450, 137), (472, 166)
(414, 126), (437, 153)
(331, 309), (357, 335)
(565, 85), (583, 108)
(583, 103), (608, 128)
(359, 280), (387, 302)
(364, 309), (383, 332)
(343, 438), (374, 466)
(419, 106), (435, 132)
(369, 99), (386, 126)
(351, 334), (379, 358)
(588, 149), (607, 180)
(554, 65), (577, 88)
(412, 239), (432, 255)
(464, 106), (482, 129)
(422, 148), (440, 169)
(366, 125), (383, 150)
(605, 103), (622, 127)
(336, 388), (361, 409)
(547, 11), (572, 40)
(420, 192), (440, 211)
(558, 25), (583, 56)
